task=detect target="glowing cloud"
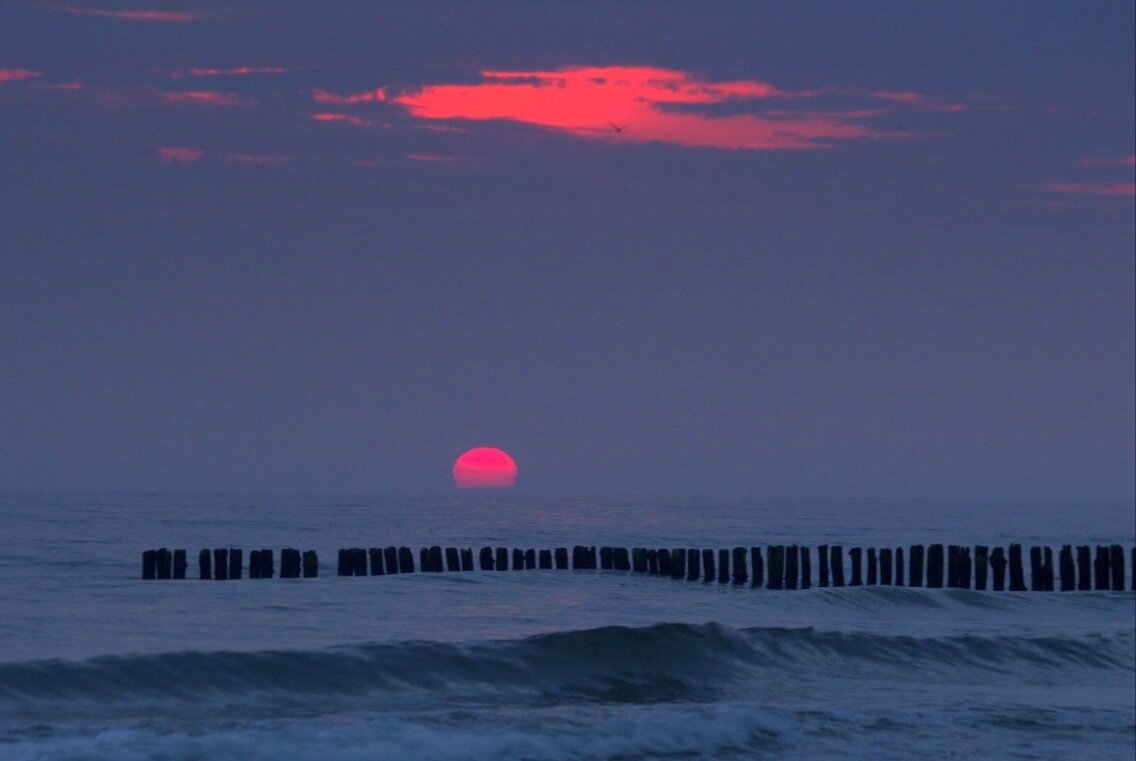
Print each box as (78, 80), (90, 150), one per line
(158, 146), (204, 163)
(165, 66), (287, 79)
(0, 69), (44, 84)
(313, 88), (387, 105)
(381, 66), (898, 149)
(159, 90), (253, 107)
(1042, 182), (1135, 197)
(55, 5), (199, 23)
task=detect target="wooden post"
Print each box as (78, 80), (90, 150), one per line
(1008, 544), (1025, 591)
(947, 545), (959, 587)
(1029, 547), (1043, 591)
(1110, 545), (1124, 591)
(1042, 547), (1054, 591)
(614, 547), (630, 571)
(461, 548), (474, 571)
(142, 550), (157, 580)
(717, 549), (729, 584)
(926, 544), (944, 588)
(420, 547), (432, 572)
(337, 549), (351, 576)
(446, 547), (461, 572)
(974, 546), (988, 590)
(479, 547), (494, 571)
(523, 548), (535, 570)
(702, 549), (716, 582)
(495, 546), (508, 571)
(398, 546), (414, 573)
(1094, 545), (1110, 590)
(384, 546), (400, 574)
(554, 547), (568, 569)
(199, 549), (211, 580)
(733, 547), (748, 585)
(818, 543), (829, 587)
(768, 546), (784, 589)
(282, 548), (302, 578)
(647, 549), (659, 575)
(155, 548), (172, 580)
(671, 548), (686, 578)
(895, 546), (905, 586)
(1058, 545), (1074, 591)
(512, 548), (525, 571)
(958, 546), (971, 589)
(228, 548), (242, 580)
(866, 548), (877, 586)
(173, 549), (187, 579)
(572, 546), (585, 569)
(848, 547), (862, 586)
(631, 548), (646, 572)
(830, 545), (845, 587)
(350, 548), (365, 576)
(213, 548), (229, 580)
(687, 547), (701, 580)
(539, 549), (552, 569)
(751, 547), (764, 588)
(783, 545), (797, 589)
(302, 550), (318, 578)
(429, 546), (443, 572)
(249, 550), (262, 579)
(255, 549), (272, 579)
(1075, 545), (1091, 590)
(990, 546), (1006, 591)
(800, 546), (812, 589)
(658, 549), (673, 576)
(908, 545), (924, 587)
(879, 548), (892, 585)
(600, 547), (614, 570)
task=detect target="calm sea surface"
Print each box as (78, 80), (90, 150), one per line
(1, 492), (1133, 759)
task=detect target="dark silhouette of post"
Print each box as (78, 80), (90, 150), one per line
(926, 544), (944, 588)
(751, 547), (764, 588)
(866, 548), (877, 586)
(446, 547), (461, 572)
(990, 546), (1006, 590)
(647, 549), (659, 575)
(384, 546), (400, 574)
(800, 546), (811, 589)
(479, 547), (494, 571)
(302, 550), (318, 577)
(213, 548), (229, 580)
(199, 549), (211, 580)
(1058, 545), (1074, 591)
(155, 548), (171, 580)
(539, 549), (552, 569)
(658, 548), (673, 576)
(908, 544), (924, 587)
(670, 548), (686, 578)
(947, 545), (959, 588)
(632, 548), (647, 573)
(367, 548), (384, 576)
(351, 548), (366, 576)
(1029, 547), (1044, 591)
(830, 545), (845, 587)
(848, 547), (862, 586)
(784, 545), (798, 589)
(173, 549), (187, 579)
(495, 546), (508, 571)
(398, 546), (414, 573)
(461, 548), (474, 571)
(879, 548), (892, 585)
(1093, 545), (1110, 590)
(555, 547), (568, 569)
(1076, 545), (1091, 590)
(974, 546), (988, 590)
(733, 547), (748, 585)
(717, 549), (729, 584)
(1008, 544), (1026, 591)
(142, 550), (157, 580)
(512, 548), (524, 571)
(1110, 545), (1124, 591)
(337, 549), (351, 576)
(895, 546), (905, 586)
(228, 548), (242, 580)
(702, 549), (716, 582)
(687, 547), (701, 580)
(282, 548), (302, 578)
(600, 547), (614, 570)
(614, 547), (631, 571)
(818, 544), (829, 587)
(767, 545), (784, 589)
(1041, 547), (1054, 591)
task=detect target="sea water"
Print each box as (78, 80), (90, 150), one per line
(0, 492), (1132, 759)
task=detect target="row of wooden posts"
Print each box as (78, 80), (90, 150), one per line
(142, 543), (1135, 591)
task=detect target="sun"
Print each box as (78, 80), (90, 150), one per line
(452, 447), (518, 489)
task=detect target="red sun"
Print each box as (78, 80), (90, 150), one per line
(453, 447), (518, 489)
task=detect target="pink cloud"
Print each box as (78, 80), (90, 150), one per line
(165, 66), (287, 79)
(159, 90), (254, 107)
(1042, 181), (1135, 197)
(222, 153), (289, 164)
(55, 5), (198, 23)
(310, 112), (383, 127)
(362, 65), (898, 150)
(313, 88), (387, 105)
(0, 68), (44, 84)
(158, 146), (205, 163)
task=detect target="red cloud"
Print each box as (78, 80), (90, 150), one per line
(166, 66), (287, 79)
(159, 90), (253, 106)
(310, 112), (383, 127)
(1043, 181), (1135, 197)
(55, 5), (198, 22)
(313, 88), (387, 105)
(356, 66), (898, 149)
(0, 69), (44, 84)
(158, 146), (204, 163)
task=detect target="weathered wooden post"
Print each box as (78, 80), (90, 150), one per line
(751, 547), (764, 588)
(429, 546), (444, 572)
(141, 550), (157, 580)
(830, 545), (845, 587)
(866, 548), (877, 586)
(702, 549), (716, 582)
(687, 547), (701, 580)
(1110, 545), (1124, 591)
(926, 544), (944, 588)
(555, 547), (568, 569)
(213, 548), (229, 580)
(461, 548), (474, 571)
(155, 548), (172, 580)
(495, 546), (508, 571)
(364, 548), (381, 576)
(818, 544), (829, 587)
(600, 547), (614, 570)
(990, 546), (1006, 590)
(631, 548), (646, 572)
(282, 548), (302, 578)
(768, 545), (784, 589)
(539, 549), (552, 569)
(614, 547), (631, 571)
(732, 547), (748, 585)
(512, 548), (525, 571)
(337, 549), (351, 576)
(1029, 547), (1044, 591)
(848, 547), (862, 586)
(398, 546), (414, 573)
(908, 544), (924, 587)
(1008, 544), (1026, 591)
(479, 547), (494, 570)
(1075, 545), (1091, 590)
(879, 548), (892, 585)
(351, 548), (366, 576)
(384, 546), (400, 574)
(646, 549), (659, 575)
(895, 546), (905, 586)
(173, 549), (187, 579)
(523, 548), (535, 570)
(974, 546), (988, 590)
(783, 545), (797, 589)
(302, 550), (318, 578)
(446, 547), (461, 572)
(657, 548), (673, 576)
(800, 546), (811, 589)
(229, 549), (242, 580)
(1042, 546), (1054, 591)
(199, 549), (211, 580)
(1093, 545), (1110, 590)
(671, 548), (686, 578)
(249, 550), (262, 579)
(262, 549), (276, 578)
(947, 545), (959, 588)
(420, 547), (434, 572)
(1058, 545), (1074, 591)
(958, 546), (972, 588)
(717, 549), (729, 584)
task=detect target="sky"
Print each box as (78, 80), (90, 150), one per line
(1, 1), (1133, 498)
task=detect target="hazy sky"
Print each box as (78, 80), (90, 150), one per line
(1, 1), (1133, 498)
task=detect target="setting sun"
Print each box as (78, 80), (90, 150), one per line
(452, 447), (518, 489)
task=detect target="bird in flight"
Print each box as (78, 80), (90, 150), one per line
(609, 122), (625, 133)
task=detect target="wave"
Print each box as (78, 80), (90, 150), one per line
(0, 624), (1131, 719)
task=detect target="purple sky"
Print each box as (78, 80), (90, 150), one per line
(1, 2), (1133, 498)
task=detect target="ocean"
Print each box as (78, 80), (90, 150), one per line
(0, 492), (1133, 760)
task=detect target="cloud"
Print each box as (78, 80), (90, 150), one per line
(222, 153), (289, 165)
(55, 4), (199, 23)
(0, 69), (44, 84)
(158, 146), (204, 163)
(1077, 155), (1136, 168)
(1042, 181), (1135, 197)
(164, 66), (287, 79)
(310, 112), (384, 127)
(159, 90), (254, 106)
(317, 65), (918, 150)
